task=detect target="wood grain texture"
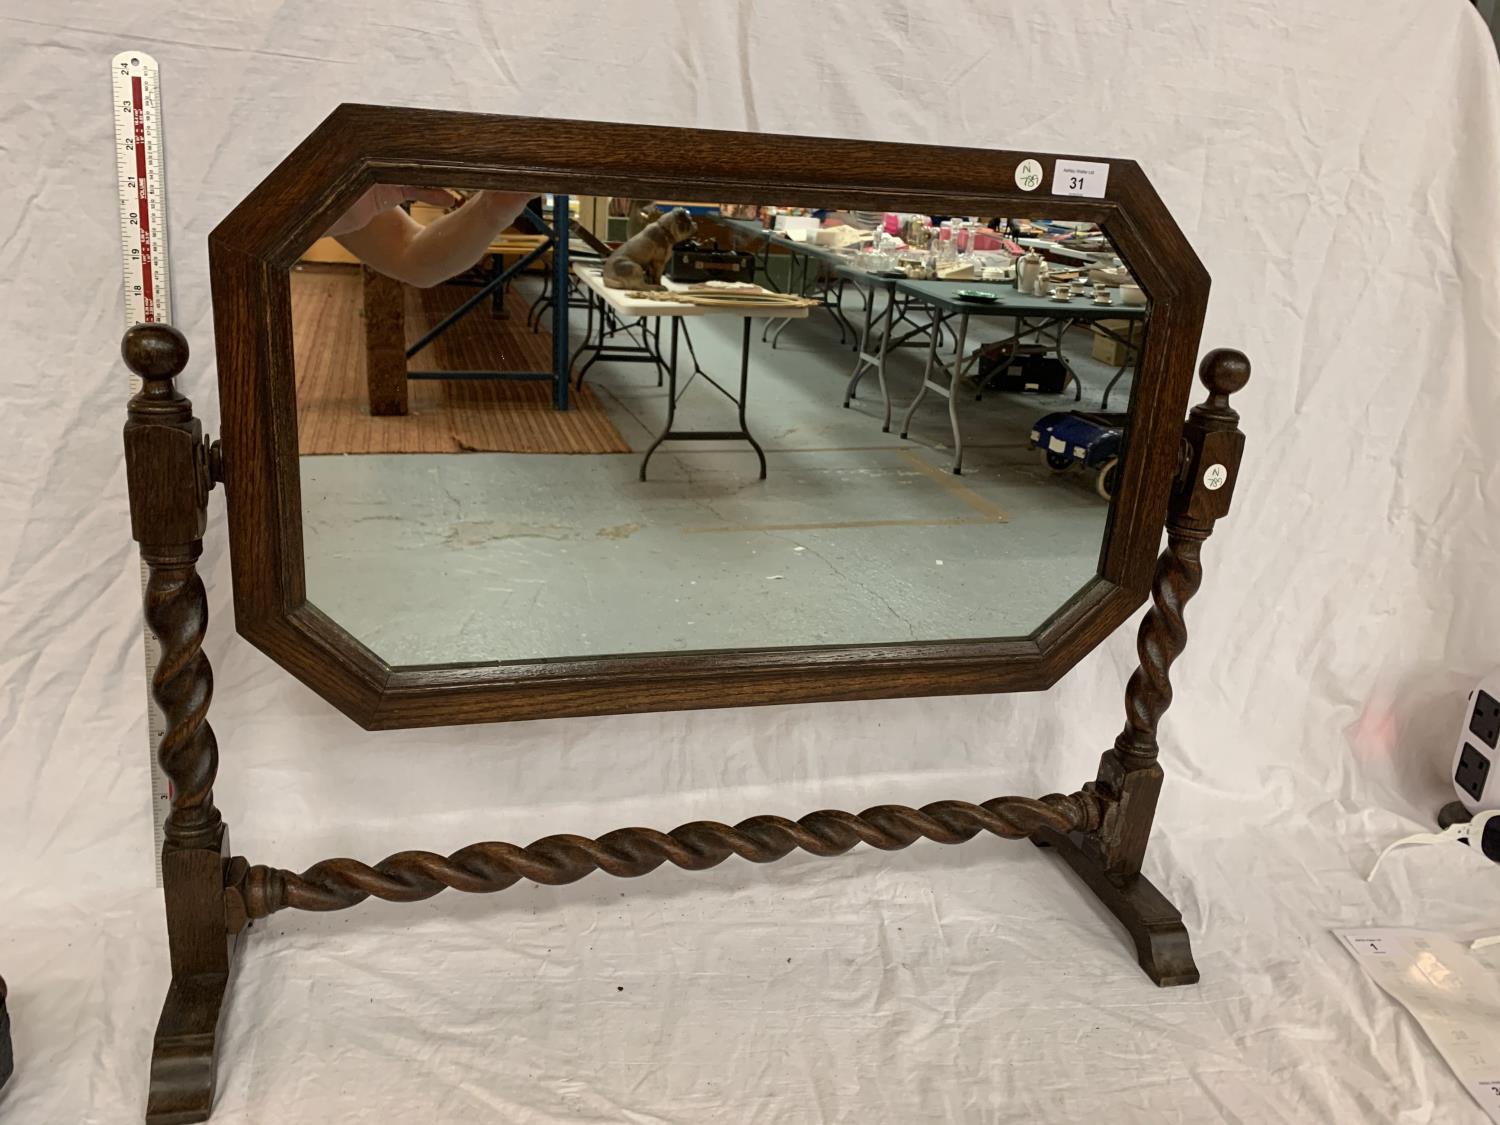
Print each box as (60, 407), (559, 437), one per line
(210, 106), (1210, 728)
(360, 265), (407, 416)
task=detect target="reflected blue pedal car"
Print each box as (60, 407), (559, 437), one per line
(1028, 411), (1130, 500)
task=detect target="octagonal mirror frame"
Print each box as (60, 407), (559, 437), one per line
(208, 104), (1208, 730)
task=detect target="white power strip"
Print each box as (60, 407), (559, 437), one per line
(1453, 673), (1500, 816)
(111, 49), (175, 885)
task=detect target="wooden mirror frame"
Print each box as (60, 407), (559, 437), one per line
(209, 104), (1209, 730)
(121, 104), (1250, 1123)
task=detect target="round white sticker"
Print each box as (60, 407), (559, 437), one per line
(1015, 159), (1044, 192)
(1203, 464), (1228, 491)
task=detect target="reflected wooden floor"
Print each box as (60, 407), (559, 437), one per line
(291, 264), (630, 456)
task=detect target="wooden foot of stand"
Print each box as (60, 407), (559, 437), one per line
(1032, 828), (1199, 987)
(146, 832), (240, 1125)
(147, 965), (236, 1125)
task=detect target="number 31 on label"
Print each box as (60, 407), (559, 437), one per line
(1052, 160), (1110, 199)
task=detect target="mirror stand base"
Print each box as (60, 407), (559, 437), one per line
(147, 831), (242, 1125)
(146, 960), (238, 1125)
(1032, 828), (1199, 987)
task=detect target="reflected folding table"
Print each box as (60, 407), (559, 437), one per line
(360, 199), (573, 414)
(719, 218), (856, 346)
(835, 264), (956, 431)
(570, 265), (809, 480)
(893, 280), (1148, 474)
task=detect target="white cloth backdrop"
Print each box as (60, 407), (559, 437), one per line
(3, 1), (1499, 1122)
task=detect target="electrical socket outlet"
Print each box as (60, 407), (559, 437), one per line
(1457, 743), (1492, 802)
(1468, 689), (1500, 750)
(1453, 674), (1500, 815)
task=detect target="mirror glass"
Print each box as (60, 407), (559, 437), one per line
(290, 184), (1151, 666)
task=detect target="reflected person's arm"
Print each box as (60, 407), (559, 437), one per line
(334, 190), (534, 289)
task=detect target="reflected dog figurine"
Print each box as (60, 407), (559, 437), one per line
(602, 207), (696, 290)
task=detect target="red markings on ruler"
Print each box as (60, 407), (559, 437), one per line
(132, 75), (155, 323)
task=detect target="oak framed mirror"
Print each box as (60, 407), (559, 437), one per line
(122, 103), (1249, 1122)
(210, 106), (1208, 728)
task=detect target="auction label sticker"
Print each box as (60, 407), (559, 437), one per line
(1053, 159), (1110, 198)
(1015, 159), (1044, 191)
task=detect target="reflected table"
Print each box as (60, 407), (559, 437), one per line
(361, 198), (580, 415)
(360, 235), (554, 414)
(834, 264), (955, 431)
(893, 280), (1149, 474)
(1015, 236), (1117, 267)
(571, 265), (810, 480)
(719, 218), (857, 347)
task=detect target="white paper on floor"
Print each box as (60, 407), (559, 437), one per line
(1337, 928), (1500, 1122)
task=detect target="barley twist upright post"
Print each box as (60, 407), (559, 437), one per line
(1038, 348), (1250, 987)
(123, 322), (235, 1125)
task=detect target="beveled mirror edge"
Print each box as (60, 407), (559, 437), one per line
(259, 578), (1134, 730)
(211, 104), (1208, 729)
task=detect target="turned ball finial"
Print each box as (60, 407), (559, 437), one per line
(121, 322), (189, 381)
(1199, 348), (1250, 398)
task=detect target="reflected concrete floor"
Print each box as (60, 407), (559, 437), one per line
(301, 289), (1135, 667)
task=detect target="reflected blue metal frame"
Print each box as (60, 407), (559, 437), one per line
(404, 198), (572, 411)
